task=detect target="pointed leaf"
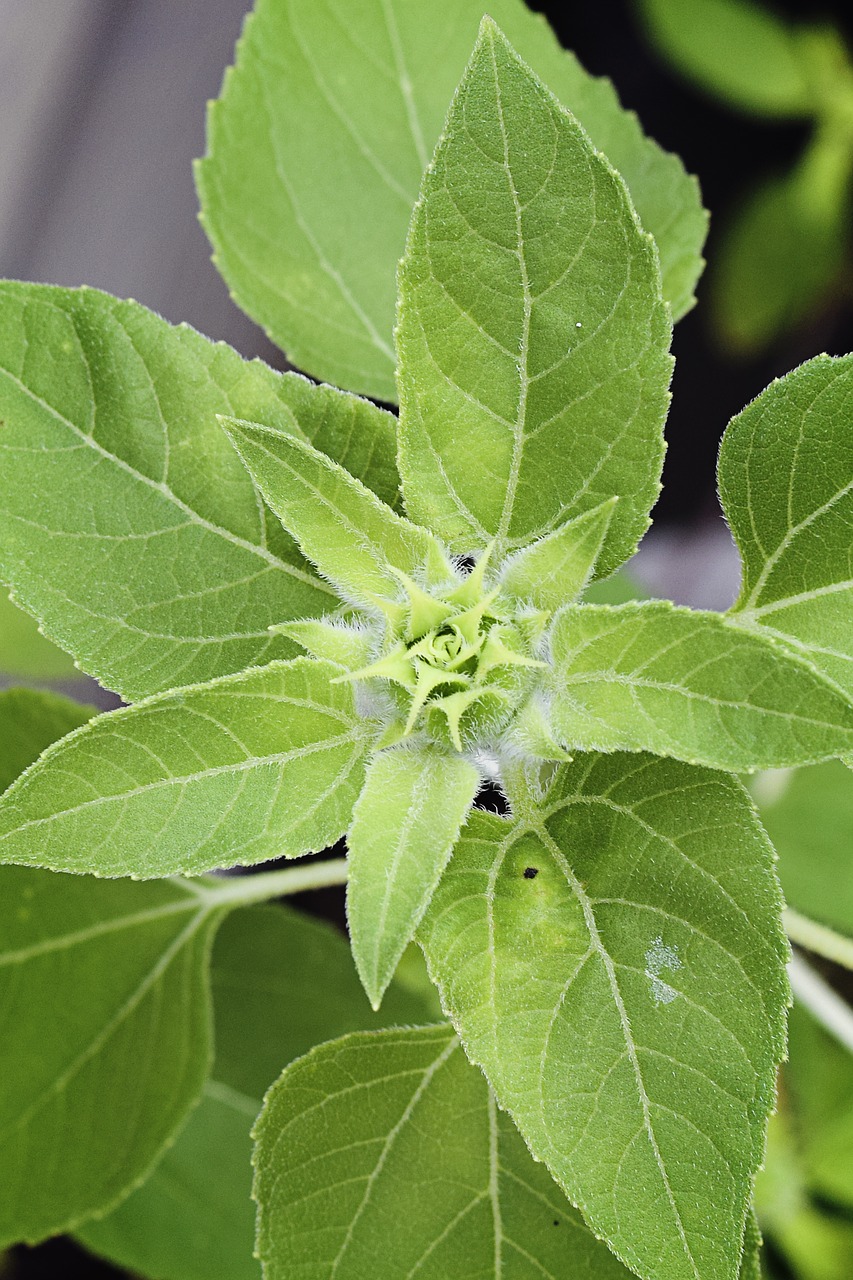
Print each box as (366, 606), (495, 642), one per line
(546, 601), (853, 770)
(272, 617), (374, 669)
(499, 499), (617, 610)
(347, 747), (479, 1007)
(397, 22), (672, 564)
(0, 866), (227, 1246)
(720, 355), (853, 702)
(77, 903), (439, 1280)
(254, 1024), (636, 1279)
(0, 284), (397, 699)
(222, 418), (450, 606)
(0, 687), (93, 793)
(419, 753), (789, 1280)
(0, 658), (370, 878)
(198, 0), (705, 401)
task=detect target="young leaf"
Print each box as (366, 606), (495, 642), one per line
(499, 499), (617, 611)
(77, 903), (440, 1280)
(397, 21), (672, 565)
(0, 283), (400, 700)
(0, 658), (370, 878)
(347, 747), (479, 1008)
(221, 418), (451, 605)
(0, 687), (93, 793)
(720, 355), (853, 701)
(198, 0), (704, 401)
(0, 866), (227, 1247)
(419, 753), (789, 1280)
(272, 617), (374, 669)
(545, 601), (853, 771)
(254, 1024), (636, 1280)
(0, 588), (79, 682)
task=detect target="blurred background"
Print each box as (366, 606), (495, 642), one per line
(2, 0), (853, 1275)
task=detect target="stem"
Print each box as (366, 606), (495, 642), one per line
(789, 952), (853, 1055)
(188, 858), (349, 909)
(784, 908), (853, 970)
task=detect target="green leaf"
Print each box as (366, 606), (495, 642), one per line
(0, 866), (227, 1246)
(754, 760), (853, 937)
(637, 0), (814, 117)
(720, 355), (853, 702)
(0, 687), (93, 793)
(397, 22), (672, 565)
(419, 753), (789, 1280)
(272, 617), (374, 669)
(197, 0), (704, 402)
(221, 417), (451, 606)
(347, 747), (479, 1008)
(786, 1002), (853, 1212)
(0, 587), (78, 682)
(78, 903), (440, 1280)
(0, 283), (402, 700)
(498, 499), (617, 611)
(545, 601), (853, 771)
(711, 134), (851, 355)
(738, 1211), (762, 1280)
(0, 658), (370, 878)
(254, 1023), (636, 1279)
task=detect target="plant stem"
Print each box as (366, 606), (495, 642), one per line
(784, 908), (853, 970)
(789, 951), (853, 1055)
(187, 858), (349, 908)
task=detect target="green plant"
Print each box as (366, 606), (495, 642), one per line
(1, 3), (853, 1278)
(637, 0), (853, 354)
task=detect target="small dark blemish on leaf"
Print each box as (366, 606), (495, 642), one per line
(523, 866), (539, 880)
(553, 1219), (559, 1227)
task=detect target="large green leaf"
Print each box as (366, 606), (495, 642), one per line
(198, 0), (704, 401)
(0, 658), (370, 877)
(546, 601), (853, 771)
(0, 284), (397, 700)
(222, 417), (451, 606)
(419, 753), (788, 1280)
(0, 687), (93, 793)
(254, 1024), (636, 1279)
(720, 355), (853, 701)
(0, 866), (227, 1247)
(78, 904), (440, 1280)
(397, 22), (672, 565)
(347, 747), (479, 1007)
(0, 588), (78, 682)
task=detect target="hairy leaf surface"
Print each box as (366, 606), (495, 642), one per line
(397, 22), (672, 565)
(0, 284), (397, 699)
(720, 355), (853, 702)
(499, 500), (616, 611)
(78, 904), (439, 1280)
(347, 747), (479, 1007)
(547, 601), (853, 770)
(420, 753), (788, 1280)
(0, 658), (370, 877)
(198, 0), (704, 400)
(254, 1024), (636, 1280)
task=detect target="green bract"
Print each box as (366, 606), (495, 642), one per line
(0, 5), (851, 1280)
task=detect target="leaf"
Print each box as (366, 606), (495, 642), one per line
(637, 0), (814, 117)
(419, 753), (789, 1280)
(221, 418), (451, 606)
(254, 1023), (636, 1280)
(738, 1211), (762, 1280)
(0, 658), (370, 878)
(498, 499), (617, 611)
(397, 22), (672, 565)
(0, 283), (399, 700)
(272, 617), (374, 669)
(753, 760), (853, 937)
(197, 0), (705, 402)
(711, 137), (850, 355)
(545, 601), (853, 771)
(719, 354), (853, 702)
(347, 747), (479, 1008)
(77, 903), (440, 1280)
(0, 587), (78, 681)
(786, 1002), (853, 1212)
(0, 687), (93, 793)
(0, 865), (227, 1246)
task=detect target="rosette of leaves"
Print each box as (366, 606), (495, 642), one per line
(1, 5), (853, 1280)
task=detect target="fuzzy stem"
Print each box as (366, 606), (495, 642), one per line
(186, 858), (349, 909)
(784, 908), (853, 970)
(789, 951), (853, 1054)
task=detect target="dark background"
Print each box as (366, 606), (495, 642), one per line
(3, 0), (852, 1274)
